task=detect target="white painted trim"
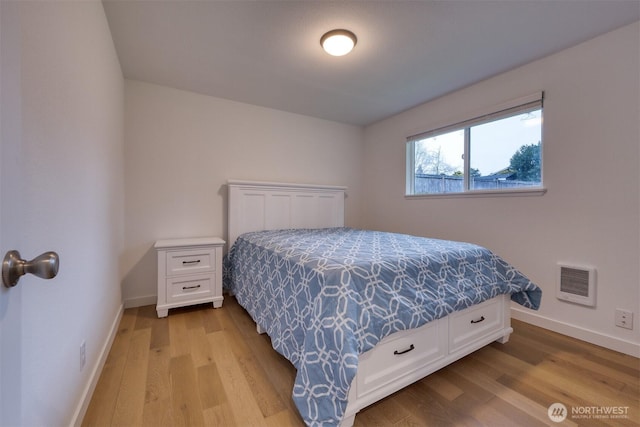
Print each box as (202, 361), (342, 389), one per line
(70, 303), (124, 427)
(227, 179), (346, 192)
(511, 307), (640, 358)
(406, 187), (547, 199)
(123, 294), (157, 309)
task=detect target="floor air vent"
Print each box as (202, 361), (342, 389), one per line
(557, 264), (596, 306)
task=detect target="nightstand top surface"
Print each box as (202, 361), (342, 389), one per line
(154, 236), (225, 249)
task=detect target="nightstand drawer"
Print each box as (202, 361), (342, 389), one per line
(167, 274), (213, 302)
(166, 248), (215, 276)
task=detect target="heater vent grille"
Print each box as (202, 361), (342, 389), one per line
(557, 264), (596, 306)
(560, 267), (590, 296)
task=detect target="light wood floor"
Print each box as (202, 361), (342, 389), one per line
(83, 296), (639, 426)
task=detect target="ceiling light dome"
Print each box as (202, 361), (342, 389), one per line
(320, 29), (357, 56)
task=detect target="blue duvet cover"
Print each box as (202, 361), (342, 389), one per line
(223, 228), (541, 426)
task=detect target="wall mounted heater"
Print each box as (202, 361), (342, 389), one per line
(557, 263), (596, 306)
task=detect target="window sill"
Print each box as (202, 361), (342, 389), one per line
(405, 187), (547, 199)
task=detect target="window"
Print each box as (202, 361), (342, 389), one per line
(406, 93), (544, 196)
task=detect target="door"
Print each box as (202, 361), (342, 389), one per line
(0, 1), (24, 424)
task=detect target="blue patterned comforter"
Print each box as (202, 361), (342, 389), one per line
(223, 228), (541, 426)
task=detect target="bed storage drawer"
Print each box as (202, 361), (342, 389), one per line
(356, 317), (447, 398)
(449, 297), (503, 353)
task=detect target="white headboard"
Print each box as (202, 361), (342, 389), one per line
(227, 180), (346, 247)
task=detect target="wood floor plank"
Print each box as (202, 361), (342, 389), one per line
(134, 305), (158, 331)
(225, 297), (300, 415)
(183, 306), (207, 330)
(188, 326), (215, 367)
(81, 355), (124, 426)
(513, 320), (639, 372)
(508, 331), (638, 398)
(223, 295), (263, 338)
(82, 308), (139, 426)
(144, 346), (172, 405)
(207, 330), (269, 427)
(202, 403), (237, 426)
(453, 360), (579, 427)
(543, 352), (629, 394)
(535, 359), (638, 410)
(479, 395), (549, 427)
(559, 352), (639, 399)
(106, 306), (139, 360)
(111, 328), (152, 426)
(422, 377), (493, 426)
(141, 398), (174, 427)
(218, 312), (288, 418)
(149, 315), (170, 349)
(264, 408), (305, 427)
(399, 381), (480, 426)
(467, 395), (531, 427)
(488, 335), (549, 366)
(422, 370), (465, 401)
(197, 362), (227, 409)
(469, 351), (588, 411)
(169, 354), (206, 426)
(436, 367), (494, 406)
(354, 405), (401, 427)
(496, 372), (610, 426)
(391, 415), (439, 427)
(201, 304), (223, 333)
(168, 310), (190, 358)
(354, 392), (411, 426)
(469, 344), (535, 378)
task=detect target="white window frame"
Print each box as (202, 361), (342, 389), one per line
(405, 92), (547, 198)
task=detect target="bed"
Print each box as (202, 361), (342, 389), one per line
(224, 180), (541, 426)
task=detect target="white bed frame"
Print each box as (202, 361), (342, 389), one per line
(227, 180), (513, 426)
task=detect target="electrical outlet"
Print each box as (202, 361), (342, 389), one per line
(80, 341), (86, 371)
(615, 309), (633, 330)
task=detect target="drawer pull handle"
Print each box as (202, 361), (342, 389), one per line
(182, 284), (201, 290)
(183, 260), (201, 265)
(470, 316), (485, 324)
(393, 344), (415, 355)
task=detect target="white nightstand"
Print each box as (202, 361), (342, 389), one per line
(154, 237), (225, 318)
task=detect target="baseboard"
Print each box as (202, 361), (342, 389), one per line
(511, 307), (640, 358)
(123, 294), (156, 309)
(70, 303), (124, 427)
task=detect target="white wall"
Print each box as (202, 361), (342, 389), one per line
(123, 80), (364, 306)
(362, 22), (639, 356)
(19, 1), (124, 425)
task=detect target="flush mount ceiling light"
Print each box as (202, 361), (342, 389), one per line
(320, 29), (357, 56)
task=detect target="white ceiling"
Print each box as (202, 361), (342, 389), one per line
(103, 0), (640, 126)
